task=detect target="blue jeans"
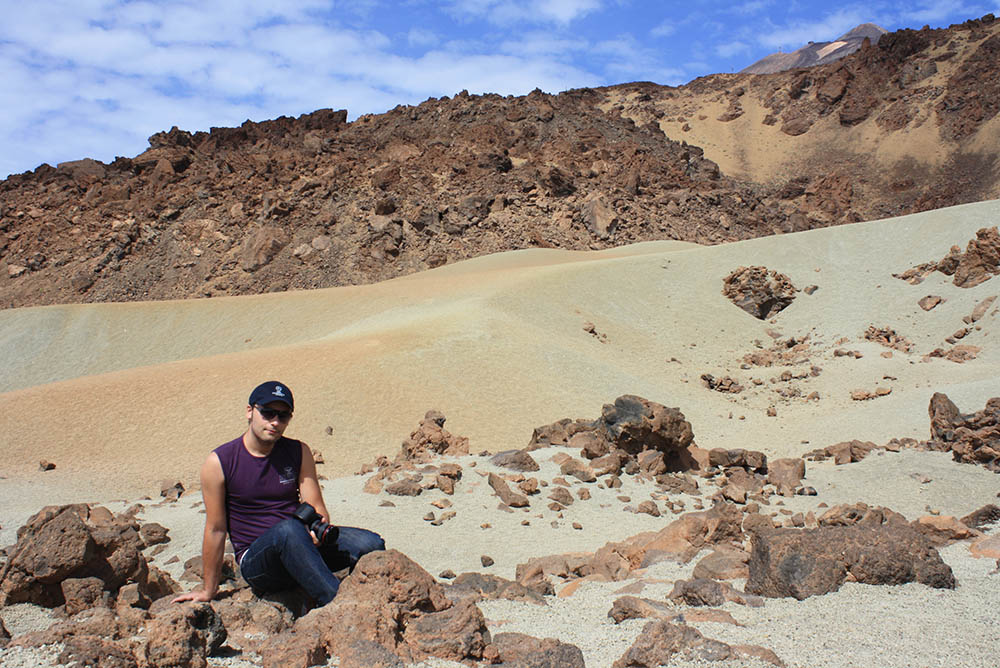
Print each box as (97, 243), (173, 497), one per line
(238, 518), (385, 606)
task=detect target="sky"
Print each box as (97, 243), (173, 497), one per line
(2, 0), (997, 178)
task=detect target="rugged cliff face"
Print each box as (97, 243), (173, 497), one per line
(1, 14), (998, 309)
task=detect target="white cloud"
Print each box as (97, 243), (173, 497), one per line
(650, 20), (676, 38)
(446, 0), (603, 25)
(716, 40), (750, 58)
(757, 7), (872, 49)
(407, 27), (440, 47)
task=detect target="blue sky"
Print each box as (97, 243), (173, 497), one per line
(1, 0), (996, 178)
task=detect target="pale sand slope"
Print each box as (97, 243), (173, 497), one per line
(1, 201), (1000, 667)
(2, 200), (999, 506)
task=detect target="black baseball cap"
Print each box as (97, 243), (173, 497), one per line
(248, 381), (294, 411)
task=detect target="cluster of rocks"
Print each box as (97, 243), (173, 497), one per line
(929, 392), (1000, 471)
(5, 17), (1000, 309)
(721, 266), (798, 320)
(895, 226), (1000, 288)
(0, 508), (589, 668)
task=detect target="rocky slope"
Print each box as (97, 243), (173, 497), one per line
(1, 14), (998, 309)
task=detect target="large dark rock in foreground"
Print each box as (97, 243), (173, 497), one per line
(746, 525), (955, 600)
(0, 504), (177, 608)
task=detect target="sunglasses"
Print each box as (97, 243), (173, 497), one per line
(255, 405), (292, 422)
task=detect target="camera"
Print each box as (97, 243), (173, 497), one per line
(293, 502), (338, 546)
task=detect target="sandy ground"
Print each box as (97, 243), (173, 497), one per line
(2, 200), (1000, 666)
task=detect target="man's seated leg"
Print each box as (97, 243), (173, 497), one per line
(239, 518), (341, 605)
(319, 526), (386, 573)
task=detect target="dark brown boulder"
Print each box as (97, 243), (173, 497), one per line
(600, 395), (697, 469)
(746, 525), (955, 600)
(722, 266), (797, 320)
(961, 504), (1000, 529)
(929, 392), (963, 441)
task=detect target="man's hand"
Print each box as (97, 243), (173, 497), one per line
(171, 589), (214, 603)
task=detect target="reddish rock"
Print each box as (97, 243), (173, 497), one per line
(722, 266), (797, 320)
(912, 515), (979, 546)
(445, 572), (546, 605)
(490, 632), (585, 668)
(258, 631), (327, 668)
(385, 479), (423, 497)
(600, 395), (698, 468)
(691, 547), (750, 580)
(491, 449), (540, 472)
(636, 501), (661, 517)
(57, 636), (137, 668)
(488, 473), (530, 508)
(398, 411), (469, 462)
(592, 502), (745, 574)
(560, 456), (597, 482)
(928, 393), (1000, 471)
(747, 525), (955, 599)
(61, 577), (108, 616)
(140, 522), (170, 546)
(305, 549), (485, 665)
(142, 602), (226, 668)
(403, 599), (489, 662)
(667, 578), (763, 607)
(767, 458), (806, 495)
(0, 505), (148, 608)
(612, 621), (735, 667)
(548, 487), (574, 506)
(961, 504), (1000, 529)
(818, 503), (907, 527)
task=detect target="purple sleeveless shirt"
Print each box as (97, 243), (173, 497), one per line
(214, 435), (302, 561)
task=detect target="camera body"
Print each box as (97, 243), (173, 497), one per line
(293, 502), (338, 546)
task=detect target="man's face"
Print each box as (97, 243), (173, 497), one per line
(246, 401), (293, 443)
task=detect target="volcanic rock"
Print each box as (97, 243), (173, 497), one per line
(488, 473), (530, 508)
(722, 266), (797, 319)
(0, 504), (152, 608)
(746, 525), (955, 599)
(142, 602), (227, 668)
(491, 449), (540, 472)
(490, 632), (586, 668)
(398, 410), (469, 462)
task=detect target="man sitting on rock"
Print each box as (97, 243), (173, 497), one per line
(173, 380), (384, 606)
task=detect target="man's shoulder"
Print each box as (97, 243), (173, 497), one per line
(213, 436), (245, 457)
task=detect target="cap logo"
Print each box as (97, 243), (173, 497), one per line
(272, 386), (286, 397)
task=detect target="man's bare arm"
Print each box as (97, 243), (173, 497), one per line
(298, 441), (331, 524)
(172, 452), (227, 602)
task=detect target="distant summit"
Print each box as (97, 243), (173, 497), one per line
(741, 23), (888, 74)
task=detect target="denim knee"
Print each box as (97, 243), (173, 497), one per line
(272, 518), (312, 545)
